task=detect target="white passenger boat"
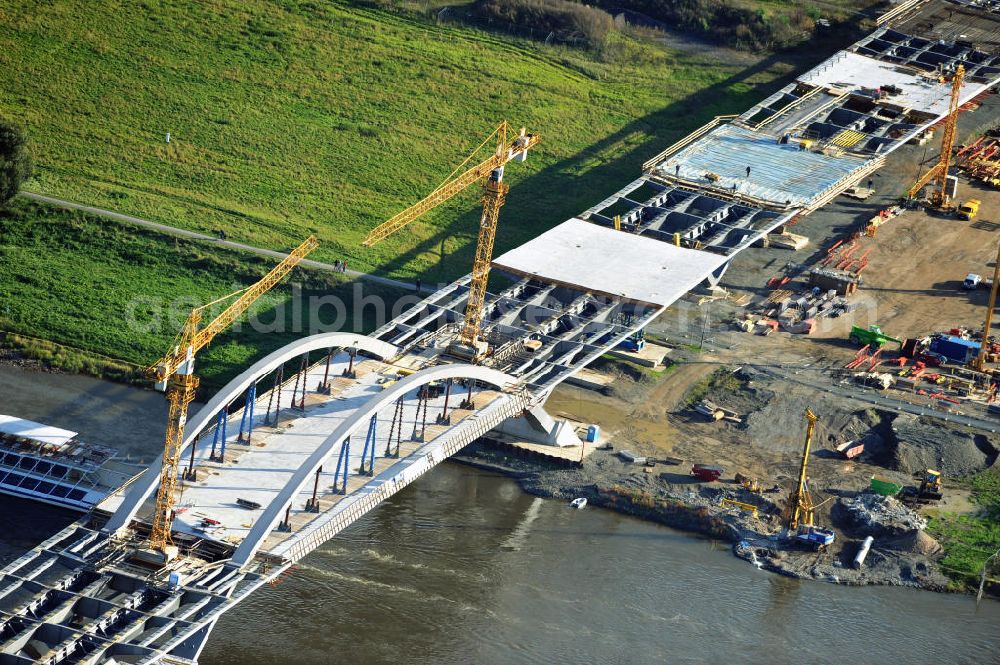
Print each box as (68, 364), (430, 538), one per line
(570, 497), (587, 509)
(0, 415), (135, 511)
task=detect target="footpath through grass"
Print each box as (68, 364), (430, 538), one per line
(0, 0), (805, 282)
(0, 200), (408, 392)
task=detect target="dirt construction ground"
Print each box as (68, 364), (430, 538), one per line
(861, 192), (1000, 340)
(506, 92), (1000, 590)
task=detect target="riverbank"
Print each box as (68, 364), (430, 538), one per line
(453, 440), (964, 593)
(1, 332), (144, 384)
(199, 459), (1000, 665)
(2, 361), (998, 665)
(0, 199), (409, 395)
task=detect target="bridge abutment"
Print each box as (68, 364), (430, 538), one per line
(492, 405), (583, 448)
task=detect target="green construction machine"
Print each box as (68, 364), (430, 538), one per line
(849, 324), (902, 349)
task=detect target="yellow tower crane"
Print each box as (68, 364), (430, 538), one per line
(144, 235), (318, 560)
(907, 64), (966, 207)
(363, 121), (539, 361)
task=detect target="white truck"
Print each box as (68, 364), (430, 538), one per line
(964, 273), (994, 289)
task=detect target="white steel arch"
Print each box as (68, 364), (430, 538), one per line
(104, 332), (399, 535)
(230, 363), (516, 566)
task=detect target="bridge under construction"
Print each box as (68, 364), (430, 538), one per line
(4, 1), (1000, 662)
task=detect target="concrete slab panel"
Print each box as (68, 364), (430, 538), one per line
(491, 218), (727, 307)
(656, 124), (869, 207)
(0, 415), (77, 447)
(799, 51), (989, 115)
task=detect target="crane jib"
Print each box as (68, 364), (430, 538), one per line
(361, 124), (539, 247)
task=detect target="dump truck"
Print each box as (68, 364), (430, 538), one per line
(691, 464), (724, 482)
(835, 439), (865, 459)
(849, 324), (903, 349)
(957, 199), (981, 220)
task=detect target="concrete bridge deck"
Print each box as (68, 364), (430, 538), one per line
(98, 356), (505, 554)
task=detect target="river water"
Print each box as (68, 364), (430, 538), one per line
(1, 366), (998, 664)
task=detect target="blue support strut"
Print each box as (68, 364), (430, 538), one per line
(218, 408), (229, 462)
(210, 410), (224, 458)
(368, 415), (376, 474)
(333, 437), (350, 494)
(245, 383), (256, 443)
(359, 414), (377, 475)
(237, 383), (256, 442)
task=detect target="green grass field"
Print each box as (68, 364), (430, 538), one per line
(928, 470), (1000, 589)
(0, 0), (812, 283)
(0, 200), (407, 391)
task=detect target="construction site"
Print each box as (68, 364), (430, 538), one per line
(2, 0), (1000, 662)
(486, 0), (1000, 592)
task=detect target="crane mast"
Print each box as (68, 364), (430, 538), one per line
(363, 121), (539, 360)
(145, 235), (318, 556)
(789, 408), (818, 531)
(907, 65), (965, 206)
(461, 170), (506, 350)
(973, 242), (1000, 373)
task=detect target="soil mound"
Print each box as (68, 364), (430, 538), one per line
(890, 415), (995, 476)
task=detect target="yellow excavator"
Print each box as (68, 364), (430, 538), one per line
(903, 468), (944, 504)
(919, 469), (944, 501)
(735, 472), (762, 493)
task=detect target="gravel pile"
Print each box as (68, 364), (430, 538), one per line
(890, 415), (996, 476)
(744, 390), (879, 454)
(835, 493), (927, 537)
(887, 530), (943, 556)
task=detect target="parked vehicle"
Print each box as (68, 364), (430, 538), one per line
(929, 335), (980, 364)
(691, 464), (724, 482)
(915, 351), (946, 367)
(957, 199), (981, 220)
(835, 440), (865, 459)
(849, 324), (902, 349)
